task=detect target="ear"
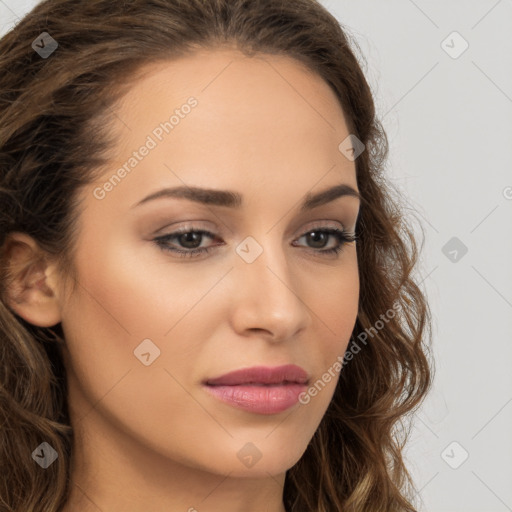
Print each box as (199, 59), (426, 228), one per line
(1, 232), (63, 328)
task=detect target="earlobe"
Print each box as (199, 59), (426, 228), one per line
(1, 232), (62, 328)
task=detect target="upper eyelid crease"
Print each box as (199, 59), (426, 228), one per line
(159, 222), (351, 238)
(154, 217), (356, 242)
(132, 183), (361, 211)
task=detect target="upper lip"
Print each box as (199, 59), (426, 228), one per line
(204, 364), (309, 386)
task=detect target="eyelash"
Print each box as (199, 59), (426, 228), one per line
(153, 225), (357, 259)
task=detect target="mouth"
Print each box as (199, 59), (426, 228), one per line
(203, 364), (309, 386)
(202, 364), (309, 415)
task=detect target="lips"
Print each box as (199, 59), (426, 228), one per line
(204, 364), (309, 386)
(203, 364), (309, 415)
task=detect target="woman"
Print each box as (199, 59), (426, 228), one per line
(0, 0), (433, 510)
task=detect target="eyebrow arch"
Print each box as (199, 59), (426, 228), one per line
(132, 183), (361, 212)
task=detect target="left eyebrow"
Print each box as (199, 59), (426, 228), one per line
(131, 183), (361, 211)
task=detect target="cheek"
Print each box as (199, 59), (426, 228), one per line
(307, 256), (359, 400)
(65, 230), (212, 339)
(315, 255), (359, 351)
(59, 233), (226, 401)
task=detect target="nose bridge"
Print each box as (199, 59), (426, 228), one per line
(230, 230), (310, 338)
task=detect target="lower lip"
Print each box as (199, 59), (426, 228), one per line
(203, 383), (307, 414)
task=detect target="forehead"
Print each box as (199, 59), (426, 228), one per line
(89, 48), (357, 213)
(110, 48), (350, 153)
(120, 47), (344, 115)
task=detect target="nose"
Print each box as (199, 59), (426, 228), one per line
(228, 238), (312, 342)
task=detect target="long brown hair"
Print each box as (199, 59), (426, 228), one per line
(0, 0), (433, 510)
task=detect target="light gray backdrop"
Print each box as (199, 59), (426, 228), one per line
(1, 1), (511, 511)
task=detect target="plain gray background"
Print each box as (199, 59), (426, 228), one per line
(1, 1), (511, 511)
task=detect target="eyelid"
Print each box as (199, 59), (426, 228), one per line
(301, 219), (347, 232)
(155, 219), (349, 239)
(151, 219), (216, 237)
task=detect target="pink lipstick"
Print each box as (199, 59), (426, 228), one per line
(203, 364), (309, 415)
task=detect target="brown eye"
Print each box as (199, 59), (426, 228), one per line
(154, 229), (219, 259)
(293, 228), (356, 256)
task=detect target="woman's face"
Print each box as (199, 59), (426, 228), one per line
(57, 48), (360, 482)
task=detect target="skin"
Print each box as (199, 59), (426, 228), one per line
(5, 48), (360, 511)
